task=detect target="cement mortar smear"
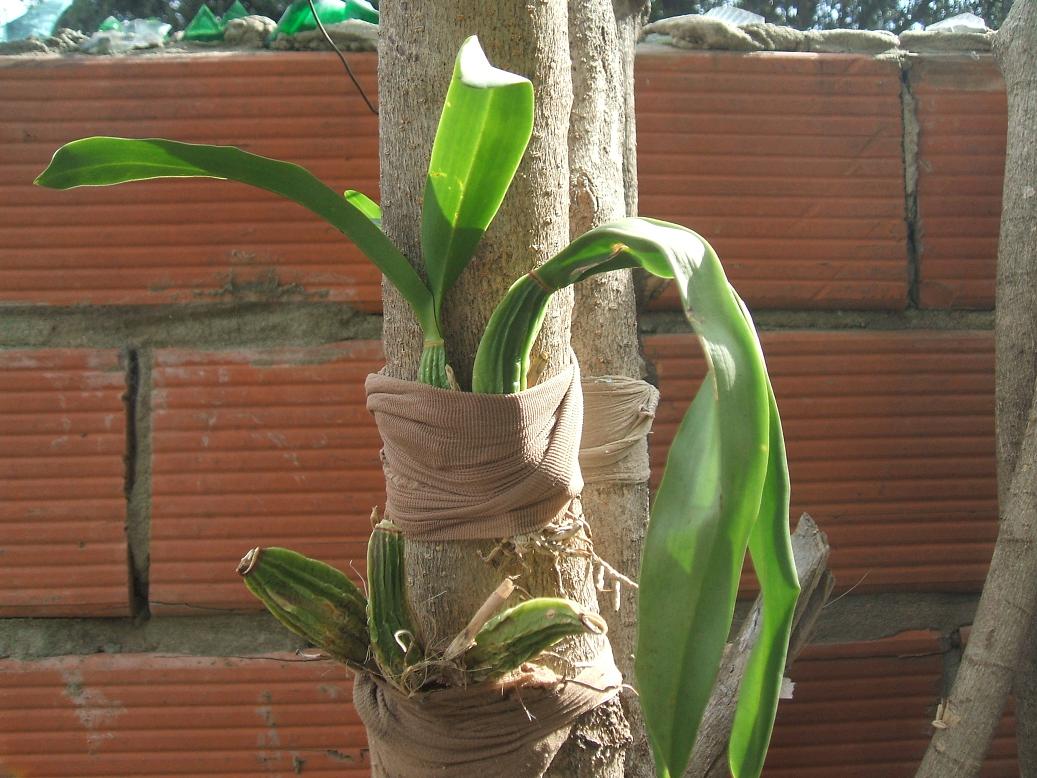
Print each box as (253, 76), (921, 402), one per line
(0, 14), (995, 57)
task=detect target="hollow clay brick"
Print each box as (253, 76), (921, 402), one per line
(0, 349), (129, 617)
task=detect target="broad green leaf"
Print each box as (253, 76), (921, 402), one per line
(473, 218), (696, 393)
(634, 224), (771, 778)
(422, 36), (534, 318)
(472, 217), (794, 778)
(345, 189), (381, 227)
(36, 137), (437, 336)
(729, 379), (799, 778)
(472, 218), (681, 393)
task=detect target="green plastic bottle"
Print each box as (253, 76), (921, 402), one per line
(183, 4), (224, 41)
(98, 15), (122, 32)
(221, 0), (250, 24)
(272, 0), (378, 39)
(344, 0), (379, 24)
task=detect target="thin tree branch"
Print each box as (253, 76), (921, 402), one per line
(915, 376), (1037, 777)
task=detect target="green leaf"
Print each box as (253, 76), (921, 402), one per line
(728, 378), (799, 778)
(472, 218), (687, 393)
(36, 137), (437, 336)
(345, 189), (382, 227)
(472, 217), (796, 778)
(632, 224), (771, 778)
(421, 36), (534, 318)
(471, 218), (677, 393)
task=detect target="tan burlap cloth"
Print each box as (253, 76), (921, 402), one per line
(360, 364), (655, 776)
(579, 376), (660, 484)
(365, 364), (584, 541)
(353, 653), (623, 777)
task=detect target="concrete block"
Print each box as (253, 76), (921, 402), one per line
(148, 342), (384, 614)
(146, 331), (998, 607)
(768, 631), (1017, 776)
(0, 349), (129, 617)
(0, 637), (1014, 777)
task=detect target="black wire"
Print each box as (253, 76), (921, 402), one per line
(306, 0), (379, 116)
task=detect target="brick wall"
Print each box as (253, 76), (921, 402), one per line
(0, 46), (1013, 775)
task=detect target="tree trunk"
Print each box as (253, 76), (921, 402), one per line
(915, 379), (1037, 777)
(916, 2), (1037, 774)
(378, 3), (631, 774)
(993, 3), (1037, 771)
(567, 1), (653, 774)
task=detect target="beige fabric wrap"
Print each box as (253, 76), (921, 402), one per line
(579, 376), (661, 484)
(361, 365), (649, 773)
(353, 652), (622, 777)
(365, 365), (584, 541)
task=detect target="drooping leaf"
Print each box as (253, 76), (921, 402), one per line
(36, 137), (437, 337)
(472, 217), (795, 778)
(728, 378), (799, 778)
(421, 35), (534, 318)
(634, 225), (771, 778)
(473, 218), (692, 393)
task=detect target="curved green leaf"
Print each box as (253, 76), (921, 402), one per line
(633, 225), (770, 778)
(472, 217), (795, 778)
(729, 378), (799, 778)
(345, 189), (382, 227)
(35, 137), (436, 335)
(471, 218), (679, 393)
(422, 35), (534, 318)
(472, 218), (686, 393)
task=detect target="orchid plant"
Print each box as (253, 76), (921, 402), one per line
(36, 36), (799, 778)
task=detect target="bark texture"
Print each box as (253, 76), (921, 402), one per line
(916, 9), (1037, 771)
(567, 0), (652, 774)
(992, 2), (1037, 770)
(917, 8), (1037, 774)
(615, 0), (646, 220)
(378, 3), (628, 774)
(915, 380), (1037, 777)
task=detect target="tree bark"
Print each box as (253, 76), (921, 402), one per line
(915, 379), (1037, 777)
(378, 3), (628, 774)
(916, 8), (1037, 773)
(615, 0), (648, 221)
(991, 3), (1037, 772)
(916, 9), (1037, 771)
(567, 1), (653, 775)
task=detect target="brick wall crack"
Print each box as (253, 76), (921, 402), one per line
(123, 348), (153, 620)
(901, 56), (923, 308)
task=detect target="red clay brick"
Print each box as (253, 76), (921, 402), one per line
(768, 632), (1017, 776)
(646, 330), (997, 592)
(637, 49), (909, 311)
(1, 51), (1012, 312)
(0, 637), (1014, 777)
(2, 50), (917, 310)
(0, 349), (129, 617)
(912, 56), (1006, 309)
(0, 54), (381, 308)
(0, 653), (365, 776)
(148, 343), (384, 614)
(148, 331), (997, 610)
